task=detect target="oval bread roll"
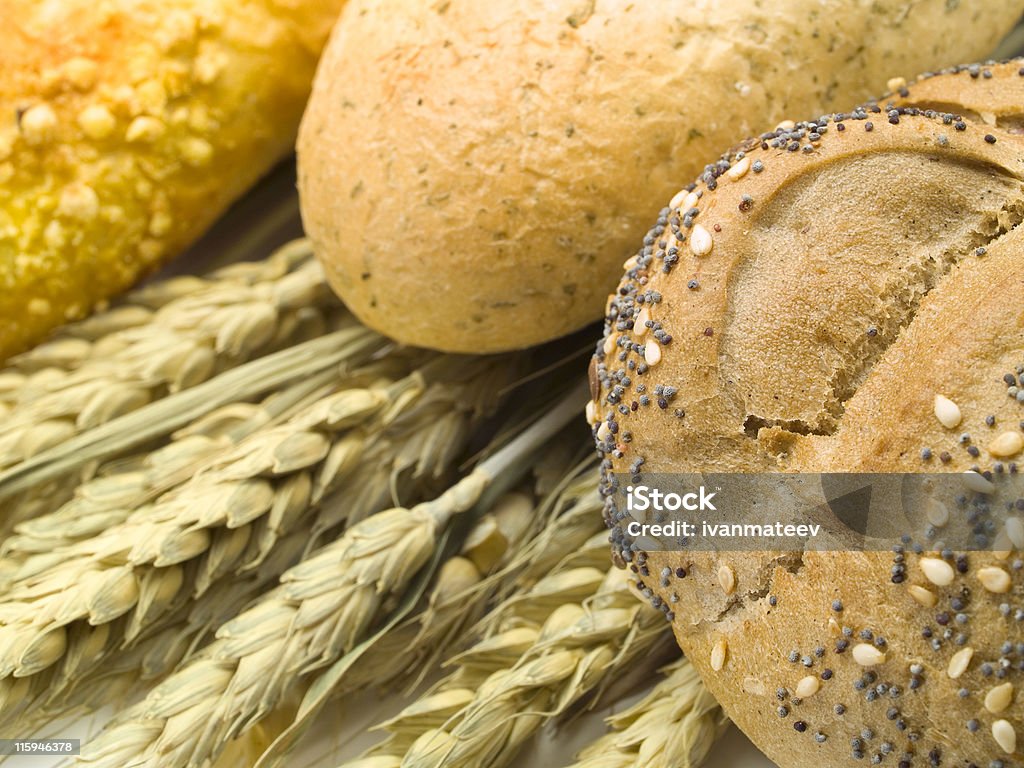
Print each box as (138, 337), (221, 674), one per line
(299, 0), (1023, 354)
(592, 61), (1024, 767)
(0, 0), (344, 360)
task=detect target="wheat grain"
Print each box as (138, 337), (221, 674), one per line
(569, 657), (729, 768)
(0, 358), (519, 734)
(72, 384), (586, 768)
(0, 241), (336, 472)
(325, 491), (542, 697)
(352, 566), (667, 768)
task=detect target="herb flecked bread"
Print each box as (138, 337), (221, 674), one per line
(0, 0), (345, 361)
(592, 61), (1024, 767)
(299, 0), (1024, 354)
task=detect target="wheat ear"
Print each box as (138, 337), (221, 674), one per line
(569, 657), (729, 768)
(74, 383), (587, 768)
(0, 357), (518, 734)
(0, 240), (337, 484)
(18, 360), (497, 734)
(353, 563), (668, 768)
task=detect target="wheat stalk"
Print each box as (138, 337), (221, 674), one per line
(0, 240), (337, 473)
(0, 356), (520, 732)
(17, 372), (487, 734)
(568, 657), (729, 768)
(72, 383), (587, 768)
(326, 454), (600, 701)
(353, 565), (668, 768)
(0, 366), (348, 565)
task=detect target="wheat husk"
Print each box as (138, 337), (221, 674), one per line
(352, 564), (669, 768)
(72, 384), (586, 768)
(0, 355), (525, 736)
(0, 241), (342, 525)
(569, 657), (729, 768)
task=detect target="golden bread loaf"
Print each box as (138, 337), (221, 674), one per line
(299, 0), (1024, 353)
(0, 0), (345, 360)
(593, 60), (1024, 767)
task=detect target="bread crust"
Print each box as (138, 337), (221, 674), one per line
(0, 0), (344, 360)
(594, 62), (1024, 768)
(299, 0), (1024, 353)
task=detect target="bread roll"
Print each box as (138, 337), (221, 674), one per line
(299, 0), (1023, 354)
(0, 0), (344, 360)
(592, 61), (1024, 767)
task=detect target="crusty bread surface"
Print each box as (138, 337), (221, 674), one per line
(593, 61), (1024, 767)
(300, 0), (1024, 353)
(0, 0), (344, 360)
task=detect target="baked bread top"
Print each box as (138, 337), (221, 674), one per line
(592, 60), (1024, 768)
(298, 0), (1023, 354)
(0, 0), (343, 360)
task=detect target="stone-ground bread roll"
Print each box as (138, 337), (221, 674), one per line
(299, 0), (1024, 354)
(0, 0), (345, 361)
(592, 61), (1024, 767)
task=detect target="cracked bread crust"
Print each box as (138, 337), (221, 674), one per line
(592, 61), (1024, 768)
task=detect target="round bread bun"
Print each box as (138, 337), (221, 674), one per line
(297, 0), (1022, 354)
(592, 61), (1024, 767)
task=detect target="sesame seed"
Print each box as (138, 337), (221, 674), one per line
(947, 646), (974, 679)
(978, 566), (1012, 593)
(669, 188), (689, 209)
(632, 307), (651, 337)
(989, 431), (1024, 458)
(985, 682), (1014, 713)
(710, 638), (728, 671)
(992, 719), (1017, 754)
(985, 134), (997, 144)
(919, 557), (955, 586)
(852, 643), (886, 667)
(933, 394), (962, 429)
(796, 675), (821, 698)
(963, 471), (995, 494)
(718, 564), (736, 595)
(690, 224), (714, 257)
(909, 585), (937, 610)
(727, 156), (751, 180)
(644, 341), (662, 367)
